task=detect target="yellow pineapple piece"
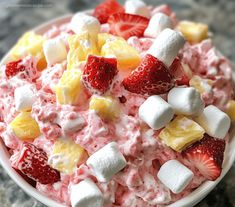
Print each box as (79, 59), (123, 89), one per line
(67, 33), (99, 70)
(101, 39), (140, 70)
(55, 69), (84, 105)
(98, 33), (124, 50)
(189, 75), (213, 94)
(50, 139), (87, 174)
(11, 32), (46, 70)
(177, 21), (208, 44)
(159, 116), (205, 152)
(226, 100), (235, 121)
(10, 112), (41, 141)
(89, 95), (120, 121)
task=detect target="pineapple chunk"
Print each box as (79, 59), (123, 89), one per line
(101, 39), (140, 70)
(98, 33), (124, 50)
(50, 139), (87, 174)
(189, 75), (213, 94)
(159, 116), (205, 152)
(67, 33), (99, 70)
(11, 32), (46, 70)
(55, 69), (84, 105)
(177, 21), (208, 44)
(226, 100), (235, 121)
(10, 112), (41, 141)
(89, 95), (120, 121)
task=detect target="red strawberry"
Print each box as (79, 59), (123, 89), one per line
(15, 169), (36, 187)
(5, 59), (26, 78)
(108, 13), (149, 39)
(93, 0), (124, 24)
(122, 54), (174, 95)
(182, 135), (225, 181)
(82, 55), (118, 94)
(16, 142), (60, 185)
(170, 57), (191, 86)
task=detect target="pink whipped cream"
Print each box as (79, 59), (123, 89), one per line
(0, 3), (233, 207)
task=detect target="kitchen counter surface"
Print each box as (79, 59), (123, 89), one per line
(0, 0), (234, 206)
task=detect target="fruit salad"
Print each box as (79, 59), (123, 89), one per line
(0, 0), (234, 206)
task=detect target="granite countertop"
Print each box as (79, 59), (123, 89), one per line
(0, 0), (234, 206)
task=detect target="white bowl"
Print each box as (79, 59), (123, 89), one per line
(0, 13), (235, 207)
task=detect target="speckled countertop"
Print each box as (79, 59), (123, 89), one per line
(0, 0), (234, 206)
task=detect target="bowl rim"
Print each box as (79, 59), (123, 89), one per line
(0, 11), (235, 207)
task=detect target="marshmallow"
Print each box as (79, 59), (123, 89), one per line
(147, 28), (185, 67)
(86, 142), (127, 182)
(70, 179), (104, 207)
(14, 85), (36, 112)
(168, 87), (204, 116)
(139, 95), (174, 130)
(60, 116), (86, 134)
(43, 38), (67, 66)
(70, 13), (100, 38)
(144, 13), (173, 38)
(157, 160), (194, 194)
(125, 0), (150, 18)
(195, 105), (231, 139)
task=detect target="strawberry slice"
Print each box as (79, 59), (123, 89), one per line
(15, 169), (36, 187)
(108, 13), (149, 39)
(5, 59), (26, 78)
(122, 54), (174, 95)
(182, 135), (225, 181)
(169, 57), (191, 86)
(82, 55), (118, 94)
(16, 142), (60, 185)
(93, 0), (124, 24)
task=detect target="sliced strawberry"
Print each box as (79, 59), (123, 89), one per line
(16, 142), (60, 185)
(122, 54), (174, 95)
(93, 0), (124, 24)
(5, 59), (26, 78)
(169, 57), (191, 86)
(108, 13), (149, 39)
(82, 55), (118, 94)
(182, 135), (225, 181)
(15, 169), (36, 187)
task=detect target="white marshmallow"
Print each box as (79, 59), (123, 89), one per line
(70, 179), (104, 207)
(139, 95), (174, 130)
(125, 0), (150, 18)
(147, 28), (185, 67)
(157, 160), (194, 194)
(144, 13), (173, 38)
(43, 38), (67, 66)
(168, 87), (204, 116)
(14, 85), (36, 112)
(62, 116), (86, 133)
(70, 13), (100, 37)
(195, 105), (231, 139)
(86, 142), (126, 182)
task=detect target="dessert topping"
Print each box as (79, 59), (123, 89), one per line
(182, 135), (225, 180)
(86, 142), (127, 182)
(159, 116), (205, 152)
(82, 55), (118, 94)
(108, 13), (149, 39)
(17, 142), (60, 184)
(139, 95), (174, 130)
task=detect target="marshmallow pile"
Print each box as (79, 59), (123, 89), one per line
(70, 142), (126, 207)
(139, 88), (230, 193)
(139, 87), (230, 140)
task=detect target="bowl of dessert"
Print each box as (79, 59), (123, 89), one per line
(0, 0), (234, 207)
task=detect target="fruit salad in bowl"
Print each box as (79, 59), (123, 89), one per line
(0, 0), (235, 207)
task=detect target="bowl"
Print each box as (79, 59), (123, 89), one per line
(0, 12), (235, 207)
